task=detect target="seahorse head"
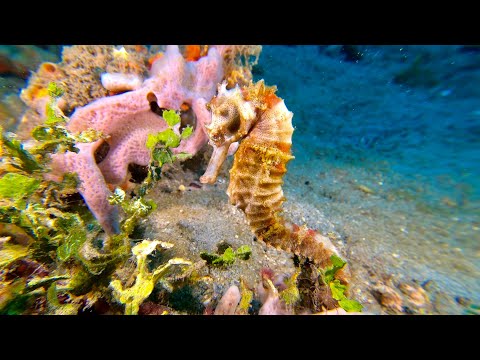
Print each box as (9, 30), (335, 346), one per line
(204, 81), (257, 147)
(200, 80), (277, 184)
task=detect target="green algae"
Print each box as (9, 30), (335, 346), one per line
(214, 247), (236, 266)
(329, 279), (362, 312)
(0, 82), (212, 315)
(0, 279), (31, 315)
(200, 245), (252, 267)
(55, 213), (88, 262)
(26, 275), (69, 291)
(141, 109), (193, 197)
(108, 187), (157, 235)
(32, 82), (105, 157)
(162, 109), (181, 127)
(47, 282), (80, 315)
(181, 126), (193, 139)
(0, 272), (70, 315)
(147, 128), (180, 149)
(0, 128), (42, 173)
(47, 81), (64, 98)
(0, 83), (139, 314)
(146, 109), (193, 167)
(235, 245), (252, 260)
(319, 255), (363, 312)
(0, 173), (40, 201)
(323, 254), (347, 283)
(1, 107), (90, 265)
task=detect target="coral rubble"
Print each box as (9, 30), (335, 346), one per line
(217, 45), (262, 88)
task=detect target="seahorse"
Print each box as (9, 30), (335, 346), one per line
(200, 80), (349, 283)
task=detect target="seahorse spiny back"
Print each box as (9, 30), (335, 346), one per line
(227, 99), (294, 236)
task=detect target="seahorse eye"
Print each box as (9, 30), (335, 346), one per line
(227, 108), (241, 133)
(219, 108), (230, 118)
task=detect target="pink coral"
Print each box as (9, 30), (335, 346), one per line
(46, 45), (224, 234)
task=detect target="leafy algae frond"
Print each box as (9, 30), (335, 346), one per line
(200, 245), (252, 267)
(110, 240), (191, 315)
(318, 255), (363, 312)
(141, 108), (193, 196)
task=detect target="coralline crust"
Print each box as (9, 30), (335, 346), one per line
(18, 45), (151, 139)
(56, 45), (150, 112)
(215, 45), (262, 89)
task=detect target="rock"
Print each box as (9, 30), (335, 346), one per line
(422, 279), (466, 314)
(455, 296), (471, 307)
(138, 301), (172, 315)
(214, 285), (241, 315)
(398, 282), (433, 314)
(258, 294), (292, 315)
(371, 284), (403, 314)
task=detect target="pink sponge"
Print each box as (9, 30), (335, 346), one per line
(46, 45), (224, 234)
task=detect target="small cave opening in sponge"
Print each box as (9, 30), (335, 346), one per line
(40, 62), (57, 73)
(180, 103), (196, 132)
(128, 163), (149, 184)
(94, 141), (110, 164)
(147, 92), (168, 117)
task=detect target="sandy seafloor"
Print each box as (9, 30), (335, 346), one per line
(1, 45), (479, 314)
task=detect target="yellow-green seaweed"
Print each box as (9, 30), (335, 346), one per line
(279, 269), (301, 306)
(109, 240), (191, 315)
(0, 242), (30, 268)
(47, 282), (80, 315)
(237, 278), (253, 315)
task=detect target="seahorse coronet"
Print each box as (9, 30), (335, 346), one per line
(200, 80), (350, 282)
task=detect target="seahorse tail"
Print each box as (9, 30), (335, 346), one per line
(255, 216), (350, 284)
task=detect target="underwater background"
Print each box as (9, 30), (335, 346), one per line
(0, 45), (479, 314)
